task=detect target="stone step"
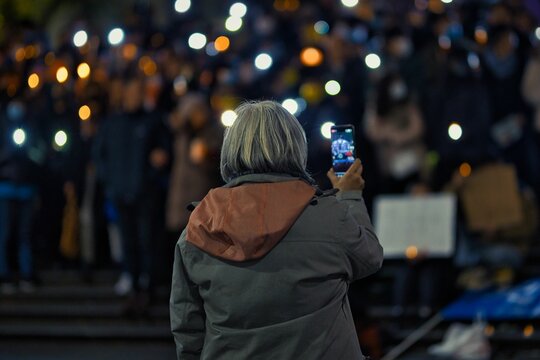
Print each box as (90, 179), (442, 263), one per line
(0, 301), (169, 320)
(0, 339), (176, 360)
(1, 284), (169, 301)
(0, 319), (172, 340)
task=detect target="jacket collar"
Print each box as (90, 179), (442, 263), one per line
(224, 173), (306, 188)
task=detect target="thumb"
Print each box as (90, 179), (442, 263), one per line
(327, 168), (339, 187)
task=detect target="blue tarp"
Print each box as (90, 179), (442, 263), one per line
(443, 278), (540, 320)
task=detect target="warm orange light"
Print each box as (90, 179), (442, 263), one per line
(475, 28), (488, 45)
(27, 73), (40, 89)
(484, 324), (495, 336)
(77, 63), (91, 79)
(15, 48), (25, 62)
(405, 246), (419, 260)
(122, 44), (138, 60)
(524, 325), (534, 338)
(24, 45), (36, 59)
(78, 105), (91, 121)
(56, 66), (69, 83)
(139, 56), (157, 76)
(300, 47), (323, 67)
(428, 0), (444, 14)
(214, 36), (230, 52)
(274, 0), (300, 11)
(459, 162), (472, 177)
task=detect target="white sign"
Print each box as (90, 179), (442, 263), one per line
(374, 194), (456, 259)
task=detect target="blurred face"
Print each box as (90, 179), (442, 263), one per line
(122, 79), (144, 112)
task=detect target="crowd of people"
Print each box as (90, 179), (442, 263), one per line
(1, 0), (540, 317)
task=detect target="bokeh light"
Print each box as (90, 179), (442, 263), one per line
(441, 0), (453, 3)
(225, 16), (243, 32)
(483, 324), (494, 336)
(459, 162), (472, 177)
(221, 110), (237, 127)
(122, 44), (138, 60)
(13, 129), (26, 146)
(214, 36), (230, 52)
(188, 33), (207, 50)
(341, 0), (359, 7)
(73, 30), (88, 47)
(173, 76), (188, 96)
(467, 53), (480, 70)
(77, 63), (91, 79)
(438, 35), (451, 50)
(254, 53), (273, 70)
(56, 66), (69, 83)
(524, 325), (534, 338)
(174, 0), (191, 13)
(15, 48), (25, 62)
(535, 27), (540, 41)
(296, 98), (307, 113)
(405, 246), (419, 260)
(325, 80), (341, 96)
(448, 123), (462, 141)
(300, 47), (323, 67)
(108, 28), (125, 46)
(139, 56), (157, 76)
(78, 105), (91, 121)
(314, 21), (330, 35)
(274, 0), (300, 11)
(475, 26), (488, 45)
(229, 3), (247, 17)
(300, 82), (324, 104)
(365, 53), (381, 69)
(54, 130), (68, 148)
(282, 98), (299, 115)
(27, 73), (40, 89)
(320, 122), (335, 139)
(206, 43), (219, 56)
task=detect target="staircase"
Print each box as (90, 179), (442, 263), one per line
(0, 270), (175, 360)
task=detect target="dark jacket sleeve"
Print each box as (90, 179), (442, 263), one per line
(170, 236), (206, 360)
(336, 190), (384, 281)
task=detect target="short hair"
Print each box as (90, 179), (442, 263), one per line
(220, 100), (312, 183)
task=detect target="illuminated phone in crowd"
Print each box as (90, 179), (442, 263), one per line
(331, 124), (356, 177)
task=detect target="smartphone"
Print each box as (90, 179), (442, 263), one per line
(331, 124), (356, 177)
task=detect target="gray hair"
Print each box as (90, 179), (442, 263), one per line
(220, 100), (311, 183)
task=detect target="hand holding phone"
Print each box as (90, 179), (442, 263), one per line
(331, 125), (356, 177)
(327, 159), (365, 192)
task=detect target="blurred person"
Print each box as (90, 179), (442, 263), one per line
(483, 25), (540, 191)
(165, 93), (222, 234)
(95, 74), (169, 311)
(382, 27), (420, 92)
(522, 46), (540, 203)
(170, 101), (383, 359)
(0, 99), (45, 293)
(428, 47), (494, 190)
(522, 47), (540, 135)
(364, 73), (426, 194)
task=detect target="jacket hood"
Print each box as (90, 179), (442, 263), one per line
(186, 178), (316, 261)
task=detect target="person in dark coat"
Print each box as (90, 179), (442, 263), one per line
(170, 100), (383, 359)
(0, 99), (45, 293)
(95, 75), (169, 308)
